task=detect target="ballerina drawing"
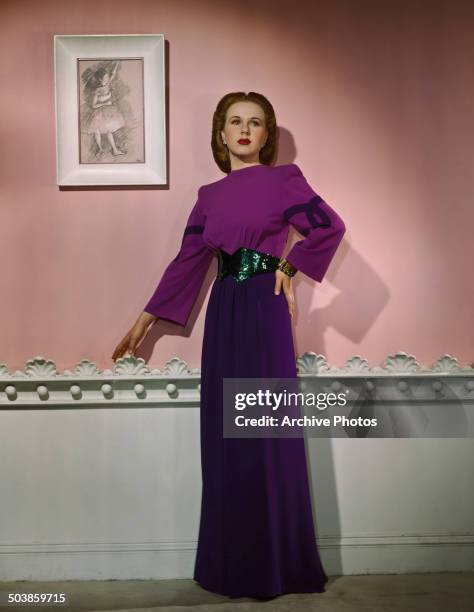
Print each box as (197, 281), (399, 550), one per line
(80, 60), (128, 160)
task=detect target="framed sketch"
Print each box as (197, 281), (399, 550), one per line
(54, 34), (166, 186)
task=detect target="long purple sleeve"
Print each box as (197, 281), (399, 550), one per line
(143, 187), (215, 327)
(282, 164), (346, 282)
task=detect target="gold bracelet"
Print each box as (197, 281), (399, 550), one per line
(277, 258), (298, 277)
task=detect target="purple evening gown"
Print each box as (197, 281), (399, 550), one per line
(144, 163), (345, 598)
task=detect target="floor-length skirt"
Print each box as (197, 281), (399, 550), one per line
(193, 271), (328, 599)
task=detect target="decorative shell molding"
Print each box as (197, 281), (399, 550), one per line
(0, 352), (473, 407)
(0, 351), (471, 379)
(295, 352), (472, 375)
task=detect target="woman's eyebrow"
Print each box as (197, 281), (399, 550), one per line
(229, 115), (262, 121)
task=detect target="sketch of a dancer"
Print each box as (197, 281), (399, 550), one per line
(80, 61), (127, 157)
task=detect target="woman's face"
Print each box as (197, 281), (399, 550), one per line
(220, 101), (268, 163)
(100, 73), (110, 86)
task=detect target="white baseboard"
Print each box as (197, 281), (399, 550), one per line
(1, 534), (473, 580)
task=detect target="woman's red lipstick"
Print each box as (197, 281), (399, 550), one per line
(238, 139), (251, 144)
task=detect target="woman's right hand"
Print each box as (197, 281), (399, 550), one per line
(112, 312), (158, 362)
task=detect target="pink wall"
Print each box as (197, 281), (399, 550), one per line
(1, 0), (473, 372)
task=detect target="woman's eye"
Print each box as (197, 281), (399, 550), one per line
(231, 120), (260, 125)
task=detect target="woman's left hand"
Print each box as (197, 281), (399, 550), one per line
(274, 270), (295, 317)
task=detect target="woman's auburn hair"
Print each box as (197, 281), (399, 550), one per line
(211, 91), (277, 174)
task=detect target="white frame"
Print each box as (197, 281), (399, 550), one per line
(54, 34), (166, 186)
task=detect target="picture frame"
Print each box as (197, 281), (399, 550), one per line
(54, 34), (166, 186)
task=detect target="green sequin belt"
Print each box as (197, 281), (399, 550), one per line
(217, 247), (281, 282)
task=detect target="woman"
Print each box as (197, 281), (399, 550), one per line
(112, 91), (346, 599)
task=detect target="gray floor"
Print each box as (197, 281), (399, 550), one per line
(0, 573), (473, 611)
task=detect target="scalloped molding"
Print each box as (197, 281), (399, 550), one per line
(0, 351), (472, 407)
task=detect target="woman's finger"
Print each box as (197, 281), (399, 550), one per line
(282, 279), (295, 317)
(274, 274), (283, 294)
(112, 335), (131, 361)
(285, 289), (295, 317)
